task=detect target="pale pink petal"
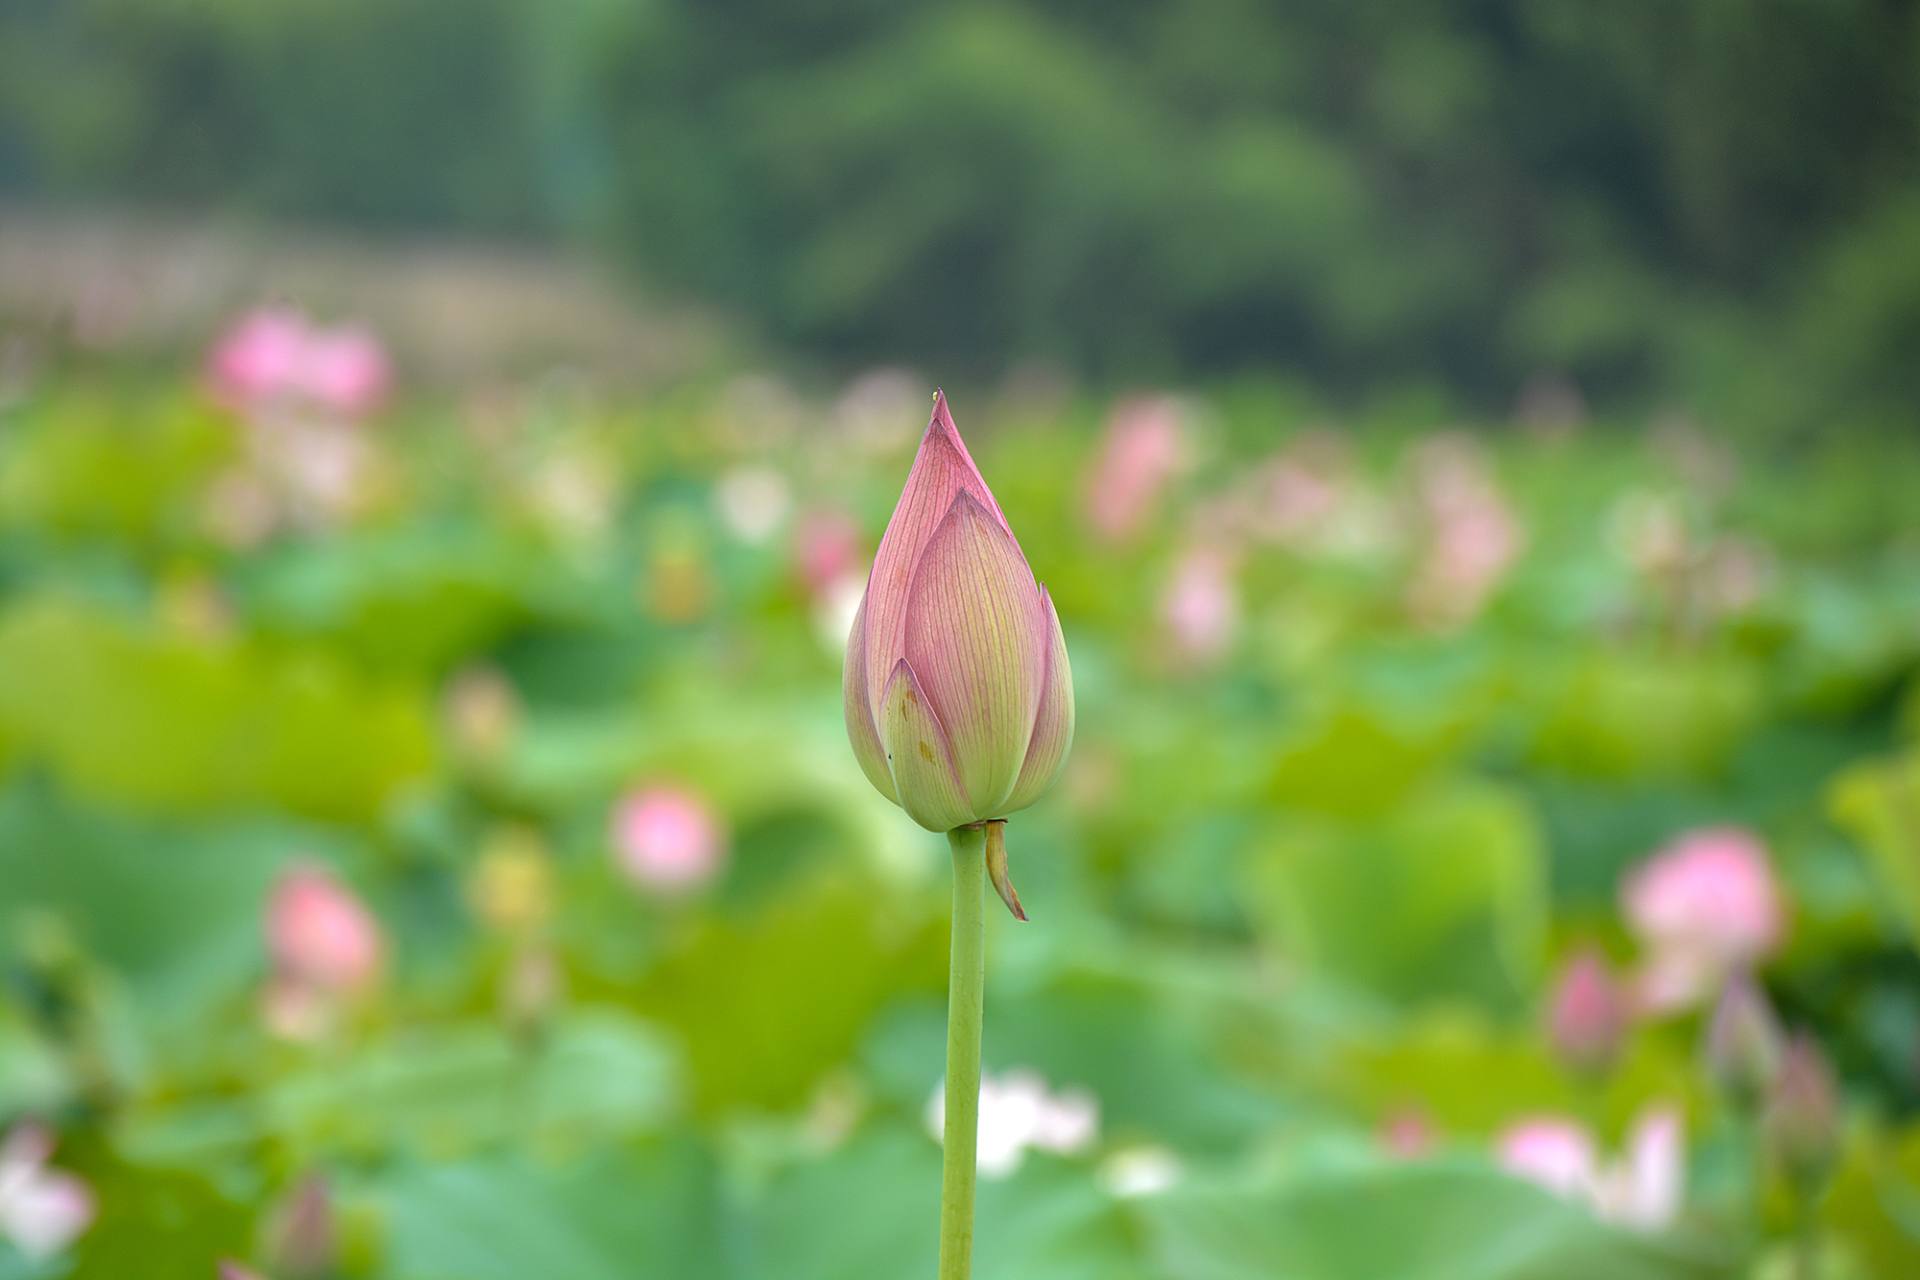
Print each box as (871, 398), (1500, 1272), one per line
(1496, 1117), (1598, 1200)
(1001, 586), (1074, 816)
(842, 592), (896, 802)
(1599, 1107), (1683, 1231)
(900, 492), (1047, 815)
(877, 660), (974, 833)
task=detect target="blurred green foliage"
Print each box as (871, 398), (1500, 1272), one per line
(4, 1), (1919, 412)
(0, 358), (1916, 1276)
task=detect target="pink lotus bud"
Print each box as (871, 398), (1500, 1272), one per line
(1704, 973), (1783, 1106)
(843, 392), (1074, 832)
(269, 1174), (335, 1279)
(1624, 827), (1784, 1011)
(1547, 946), (1629, 1076)
(611, 785), (727, 892)
(1380, 1107), (1437, 1159)
(219, 1265), (266, 1280)
(1766, 1032), (1839, 1190)
(266, 864), (383, 994)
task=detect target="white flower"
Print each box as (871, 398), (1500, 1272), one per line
(714, 466), (792, 543)
(925, 1069), (1100, 1178)
(1099, 1146), (1183, 1198)
(0, 1125), (94, 1260)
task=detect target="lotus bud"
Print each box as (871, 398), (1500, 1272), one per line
(1765, 1032), (1839, 1191)
(843, 392), (1073, 836)
(1546, 945), (1628, 1076)
(1703, 973), (1783, 1107)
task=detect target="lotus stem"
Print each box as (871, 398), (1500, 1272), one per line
(939, 823), (987, 1280)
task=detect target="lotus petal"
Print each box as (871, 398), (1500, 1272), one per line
(1002, 586), (1074, 816)
(859, 391), (1016, 714)
(903, 490), (1048, 815)
(878, 659), (974, 832)
(841, 592), (896, 802)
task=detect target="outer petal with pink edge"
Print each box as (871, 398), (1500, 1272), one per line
(903, 490), (1048, 816)
(878, 660), (974, 832)
(841, 592), (896, 802)
(1001, 586), (1074, 816)
(857, 392), (1015, 715)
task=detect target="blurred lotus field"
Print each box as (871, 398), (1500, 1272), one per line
(3, 332), (1920, 1279)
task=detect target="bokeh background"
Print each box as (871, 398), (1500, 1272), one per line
(2, 4), (1920, 1278)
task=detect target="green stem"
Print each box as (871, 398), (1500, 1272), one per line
(940, 825), (987, 1280)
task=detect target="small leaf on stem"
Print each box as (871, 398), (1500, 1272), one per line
(983, 821), (1026, 922)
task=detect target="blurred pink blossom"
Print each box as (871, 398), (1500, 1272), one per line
(792, 509), (866, 600)
(926, 1070), (1098, 1179)
(1241, 432), (1355, 551)
(1084, 396), (1191, 543)
(1547, 946), (1630, 1075)
(1160, 545), (1240, 666)
(612, 785), (727, 893)
(1624, 828), (1784, 1012)
(208, 307), (307, 410)
(300, 325), (391, 420)
(1607, 489), (1690, 580)
(1497, 1107), (1683, 1231)
(266, 864), (383, 995)
(0, 1124), (95, 1260)
(206, 307), (390, 422)
(1380, 1107), (1438, 1159)
(1405, 437), (1522, 627)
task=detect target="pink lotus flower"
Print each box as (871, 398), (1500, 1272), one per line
(1083, 396), (1190, 544)
(1497, 1107), (1683, 1232)
(1547, 946), (1630, 1075)
(206, 307), (390, 422)
(0, 1124), (94, 1260)
(1624, 827), (1784, 1011)
(612, 785), (727, 892)
(266, 864), (383, 994)
(843, 392), (1074, 833)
